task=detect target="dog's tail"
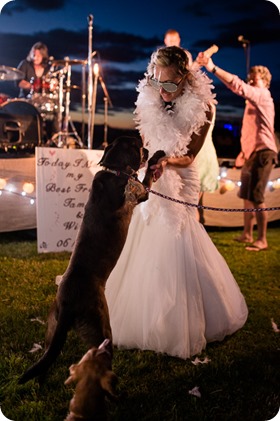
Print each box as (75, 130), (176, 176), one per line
(18, 313), (71, 384)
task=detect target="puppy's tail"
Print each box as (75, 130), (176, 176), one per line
(19, 314), (71, 384)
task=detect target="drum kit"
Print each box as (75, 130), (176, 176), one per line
(0, 16), (112, 152)
(0, 59), (89, 150)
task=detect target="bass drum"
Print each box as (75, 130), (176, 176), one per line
(0, 99), (42, 148)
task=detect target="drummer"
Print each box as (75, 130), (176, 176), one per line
(17, 42), (51, 98)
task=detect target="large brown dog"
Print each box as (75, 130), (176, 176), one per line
(64, 339), (117, 421)
(19, 136), (165, 384)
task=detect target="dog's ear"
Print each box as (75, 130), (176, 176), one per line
(100, 371), (119, 399)
(98, 143), (114, 166)
(64, 364), (78, 385)
(98, 136), (143, 171)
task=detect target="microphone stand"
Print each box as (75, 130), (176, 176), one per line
(81, 61), (87, 145)
(99, 74), (113, 148)
(87, 14), (94, 149)
(238, 36), (251, 79)
(90, 63), (99, 147)
(243, 42), (250, 78)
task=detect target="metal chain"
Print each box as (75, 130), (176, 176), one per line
(146, 188), (280, 213)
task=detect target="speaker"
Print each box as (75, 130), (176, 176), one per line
(0, 99), (42, 150)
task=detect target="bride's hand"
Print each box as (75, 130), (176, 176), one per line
(150, 157), (168, 181)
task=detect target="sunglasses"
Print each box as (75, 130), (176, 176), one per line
(148, 77), (184, 93)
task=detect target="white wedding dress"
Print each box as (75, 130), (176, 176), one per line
(105, 163), (248, 359)
(105, 69), (248, 359)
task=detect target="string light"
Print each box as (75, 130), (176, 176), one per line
(23, 182), (35, 194)
(0, 172), (279, 205)
(218, 167), (280, 195)
(0, 178), (7, 189)
(0, 178), (35, 205)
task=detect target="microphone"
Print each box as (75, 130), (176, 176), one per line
(238, 35), (250, 44)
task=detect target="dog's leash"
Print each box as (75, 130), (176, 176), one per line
(103, 170), (280, 213)
(145, 187), (280, 213)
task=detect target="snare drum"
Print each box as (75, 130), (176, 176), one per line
(28, 73), (59, 115)
(30, 92), (58, 115)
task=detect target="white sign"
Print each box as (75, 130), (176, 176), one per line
(36, 147), (104, 253)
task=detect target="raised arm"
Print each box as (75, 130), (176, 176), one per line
(196, 52), (234, 85)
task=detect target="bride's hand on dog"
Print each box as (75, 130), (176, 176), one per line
(150, 157), (168, 181)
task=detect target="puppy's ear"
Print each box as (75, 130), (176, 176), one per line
(100, 371), (119, 399)
(98, 143), (113, 166)
(64, 364), (79, 385)
(64, 375), (73, 385)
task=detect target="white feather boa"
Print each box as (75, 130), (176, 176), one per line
(134, 70), (216, 234)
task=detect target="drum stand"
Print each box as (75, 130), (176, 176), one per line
(51, 62), (83, 148)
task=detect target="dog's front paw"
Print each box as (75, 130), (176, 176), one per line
(148, 150), (166, 167)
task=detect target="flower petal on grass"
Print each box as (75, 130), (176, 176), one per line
(29, 343), (43, 353)
(271, 318), (280, 333)
(30, 317), (46, 325)
(191, 356), (211, 365)
(188, 386), (201, 398)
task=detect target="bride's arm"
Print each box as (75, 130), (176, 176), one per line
(187, 106), (213, 157)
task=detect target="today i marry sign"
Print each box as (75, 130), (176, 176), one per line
(36, 147), (104, 253)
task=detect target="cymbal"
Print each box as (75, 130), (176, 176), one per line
(52, 59), (86, 66)
(0, 65), (24, 81)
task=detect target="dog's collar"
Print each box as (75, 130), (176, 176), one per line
(103, 167), (139, 180)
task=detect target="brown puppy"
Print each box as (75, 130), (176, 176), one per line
(64, 339), (117, 421)
(19, 136), (165, 384)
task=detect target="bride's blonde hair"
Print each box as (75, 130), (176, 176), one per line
(146, 46), (190, 78)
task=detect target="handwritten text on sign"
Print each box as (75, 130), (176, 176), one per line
(36, 147), (104, 253)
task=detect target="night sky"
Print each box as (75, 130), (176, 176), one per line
(0, 0), (279, 129)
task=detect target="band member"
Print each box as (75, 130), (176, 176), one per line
(17, 42), (51, 98)
(17, 42), (59, 143)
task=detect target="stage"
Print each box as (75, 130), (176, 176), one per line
(0, 149), (280, 238)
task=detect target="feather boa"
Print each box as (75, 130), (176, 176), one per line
(134, 70), (216, 234)
(134, 69), (216, 156)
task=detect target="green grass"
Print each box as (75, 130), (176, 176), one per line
(0, 226), (279, 421)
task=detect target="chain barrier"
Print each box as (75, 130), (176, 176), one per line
(146, 188), (280, 213)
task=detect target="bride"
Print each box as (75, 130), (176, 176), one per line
(105, 46), (248, 359)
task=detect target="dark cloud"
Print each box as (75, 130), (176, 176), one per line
(95, 30), (161, 63)
(8, 0), (66, 12)
(192, 24), (280, 52)
(0, 1), (279, 129)
(0, 27), (155, 108)
(181, 0), (279, 19)
(0, 28), (158, 67)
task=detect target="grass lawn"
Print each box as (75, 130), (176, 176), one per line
(0, 224), (279, 421)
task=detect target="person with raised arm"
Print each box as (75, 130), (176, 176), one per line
(196, 52), (278, 251)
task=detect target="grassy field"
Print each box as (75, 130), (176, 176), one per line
(0, 225), (279, 421)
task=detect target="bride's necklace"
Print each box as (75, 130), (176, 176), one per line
(163, 101), (175, 114)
